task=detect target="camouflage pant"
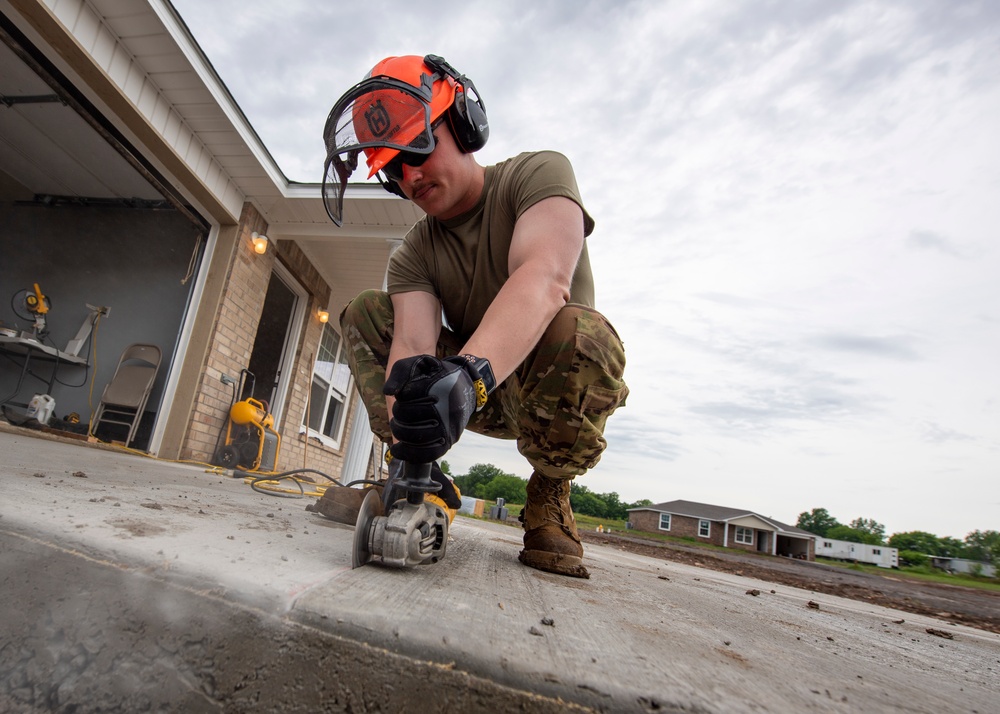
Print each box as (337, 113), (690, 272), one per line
(339, 290), (628, 480)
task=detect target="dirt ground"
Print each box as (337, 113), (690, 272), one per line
(581, 530), (1000, 634)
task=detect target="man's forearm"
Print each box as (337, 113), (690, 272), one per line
(460, 262), (570, 383)
(385, 291), (443, 442)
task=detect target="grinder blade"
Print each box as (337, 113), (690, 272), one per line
(352, 489), (383, 569)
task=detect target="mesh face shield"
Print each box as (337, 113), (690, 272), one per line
(322, 75), (439, 226)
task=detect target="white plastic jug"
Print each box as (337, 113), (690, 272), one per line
(26, 394), (55, 425)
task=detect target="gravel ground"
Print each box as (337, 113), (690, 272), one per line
(581, 530), (1000, 634)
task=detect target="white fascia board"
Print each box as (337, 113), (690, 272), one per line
(279, 182), (404, 204)
(269, 223), (413, 240)
(147, 0), (288, 190)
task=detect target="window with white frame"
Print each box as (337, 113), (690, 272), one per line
(698, 519), (711, 538)
(735, 526), (753, 544)
(659, 513), (671, 531)
(305, 323), (353, 447)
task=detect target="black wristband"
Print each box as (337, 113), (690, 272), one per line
(459, 354), (496, 410)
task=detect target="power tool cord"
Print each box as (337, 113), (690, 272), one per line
(243, 467), (382, 498)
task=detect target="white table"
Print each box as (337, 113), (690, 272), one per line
(0, 334), (88, 407)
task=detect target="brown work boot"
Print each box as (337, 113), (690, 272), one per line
(307, 484), (381, 525)
(518, 472), (590, 578)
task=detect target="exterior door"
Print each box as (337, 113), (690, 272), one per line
(247, 267), (304, 425)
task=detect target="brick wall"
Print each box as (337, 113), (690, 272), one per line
(270, 239), (358, 478)
(630, 509), (769, 554)
(179, 207), (377, 484)
(628, 510), (664, 533)
(181, 204), (272, 462)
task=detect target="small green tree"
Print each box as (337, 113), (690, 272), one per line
(797, 508), (841, 537)
(964, 530), (1000, 563)
(849, 517), (886, 544)
(453, 463), (508, 499)
(599, 490), (626, 520)
(571, 491), (609, 518)
(888, 531), (942, 555)
(827, 525), (869, 544)
(938, 536), (965, 559)
(898, 550), (930, 567)
(479, 474), (528, 504)
(568, 483), (601, 517)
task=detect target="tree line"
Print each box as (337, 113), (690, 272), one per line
(441, 466), (999, 567)
(445, 462), (652, 521)
(797, 507), (999, 565)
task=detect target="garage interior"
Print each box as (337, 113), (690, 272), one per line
(1, 18), (208, 449)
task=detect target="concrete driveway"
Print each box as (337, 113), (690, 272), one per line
(1, 426), (997, 713)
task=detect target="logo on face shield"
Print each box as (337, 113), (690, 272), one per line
(365, 100), (392, 138)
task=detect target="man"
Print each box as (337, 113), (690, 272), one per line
(319, 55), (627, 578)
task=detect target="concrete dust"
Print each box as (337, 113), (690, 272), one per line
(0, 532), (595, 714)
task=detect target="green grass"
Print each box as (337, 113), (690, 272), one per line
(458, 501), (630, 533)
(816, 557), (1000, 592)
(575, 513), (627, 532)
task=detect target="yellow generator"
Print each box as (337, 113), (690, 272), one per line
(213, 371), (281, 473)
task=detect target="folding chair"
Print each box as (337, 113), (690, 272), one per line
(92, 343), (161, 447)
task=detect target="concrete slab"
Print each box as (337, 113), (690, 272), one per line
(1, 427), (998, 712)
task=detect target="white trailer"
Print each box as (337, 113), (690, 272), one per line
(815, 538), (898, 568)
(930, 557), (996, 578)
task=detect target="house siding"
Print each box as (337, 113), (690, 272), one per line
(272, 239), (366, 479)
(725, 524), (759, 554)
(181, 203), (271, 463)
(629, 510), (664, 533)
(670, 515), (727, 546)
(630, 511), (729, 545)
(630, 506), (816, 560)
(177, 203), (370, 480)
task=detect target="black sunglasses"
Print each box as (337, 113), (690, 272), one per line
(382, 119), (445, 182)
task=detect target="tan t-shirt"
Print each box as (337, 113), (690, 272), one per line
(387, 150), (595, 340)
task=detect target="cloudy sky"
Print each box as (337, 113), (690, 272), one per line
(171, 0), (999, 540)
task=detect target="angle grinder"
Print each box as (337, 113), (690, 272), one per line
(352, 460), (450, 569)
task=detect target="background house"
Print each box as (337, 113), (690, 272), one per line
(628, 500), (816, 560)
(0, 0), (419, 484)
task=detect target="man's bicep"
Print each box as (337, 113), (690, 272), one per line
(508, 196), (585, 279)
(389, 290), (442, 355)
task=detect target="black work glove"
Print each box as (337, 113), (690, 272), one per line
(383, 354), (485, 463)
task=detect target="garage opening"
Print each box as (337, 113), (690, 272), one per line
(0, 18), (208, 450)
(777, 535), (811, 560)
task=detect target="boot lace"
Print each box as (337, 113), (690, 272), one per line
(520, 475), (574, 529)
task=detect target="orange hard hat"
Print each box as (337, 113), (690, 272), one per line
(354, 56), (457, 178)
(322, 54), (488, 226)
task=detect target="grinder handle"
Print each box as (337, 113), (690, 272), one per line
(399, 461), (439, 505)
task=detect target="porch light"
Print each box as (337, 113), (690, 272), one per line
(251, 232), (269, 254)
(317, 309), (330, 323)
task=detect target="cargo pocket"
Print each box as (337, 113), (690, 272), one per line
(571, 381), (629, 470)
(569, 310), (628, 470)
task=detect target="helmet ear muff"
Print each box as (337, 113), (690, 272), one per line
(424, 54), (489, 154)
(447, 86), (489, 153)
